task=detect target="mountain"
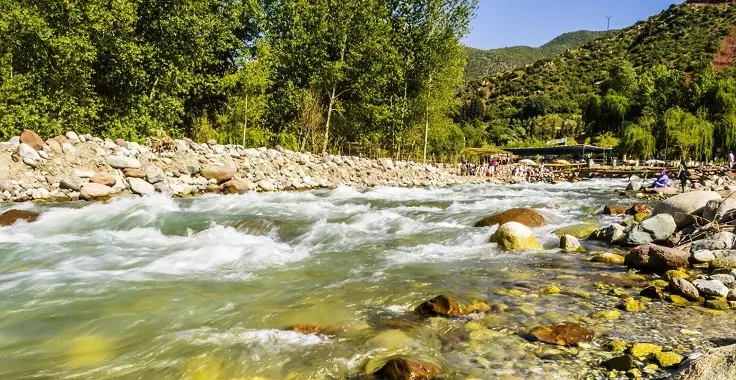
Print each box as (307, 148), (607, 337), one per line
(464, 31), (608, 82)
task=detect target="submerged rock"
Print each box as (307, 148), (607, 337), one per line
(676, 344), (736, 380)
(528, 323), (593, 347)
(414, 295), (463, 317)
(606, 355), (635, 371)
(604, 205), (631, 215)
(475, 208), (545, 228)
(370, 358), (440, 380)
(592, 223), (626, 245)
(490, 222), (542, 251)
(625, 244), (690, 273)
(630, 343), (662, 360)
(0, 209), (39, 227)
(590, 253), (625, 264)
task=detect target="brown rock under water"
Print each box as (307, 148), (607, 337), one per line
(529, 323), (594, 347)
(604, 205), (631, 215)
(414, 295), (463, 317)
(374, 358), (440, 380)
(475, 208), (545, 228)
(0, 209), (39, 227)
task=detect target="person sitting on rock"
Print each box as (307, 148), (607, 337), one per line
(652, 170), (670, 188)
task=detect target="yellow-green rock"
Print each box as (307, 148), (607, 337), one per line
(634, 213), (649, 223)
(493, 304), (508, 312)
(630, 343), (662, 360)
(490, 222), (543, 251)
(643, 364), (659, 374)
(650, 279), (669, 288)
(705, 298), (730, 310)
(564, 289), (593, 299)
(507, 289), (524, 297)
(540, 285), (561, 295)
(627, 368), (643, 379)
(620, 297), (646, 312)
(608, 339), (629, 354)
(655, 351), (683, 368)
(593, 310), (621, 320)
(464, 301), (491, 314)
(552, 223), (599, 239)
(666, 270), (688, 281)
(591, 253), (625, 265)
(667, 295), (689, 306)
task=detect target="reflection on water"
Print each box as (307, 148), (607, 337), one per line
(0, 180), (730, 379)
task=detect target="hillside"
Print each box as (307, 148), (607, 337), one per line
(464, 30), (607, 82)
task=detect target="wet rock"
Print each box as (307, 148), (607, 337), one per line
(123, 168), (146, 179)
(474, 208), (545, 228)
(289, 324), (340, 336)
(625, 244), (690, 273)
(414, 295), (463, 317)
(666, 269), (689, 280)
(552, 223), (599, 239)
(106, 155), (141, 169)
(692, 250), (716, 263)
(201, 165), (235, 183)
(80, 183), (112, 200)
(560, 234), (584, 253)
(625, 214), (677, 245)
(710, 274), (735, 287)
(676, 344), (736, 380)
(704, 298), (730, 310)
(528, 323), (593, 347)
(630, 343), (662, 360)
(655, 351), (683, 368)
(60, 177), (82, 191)
(591, 253), (625, 264)
(0, 209), (39, 227)
(627, 180), (643, 191)
(652, 191), (722, 227)
(632, 203), (653, 215)
(667, 294), (690, 306)
(128, 178), (155, 195)
(640, 286), (664, 300)
(592, 223), (626, 245)
(692, 279), (729, 297)
(20, 130), (44, 150)
(592, 310), (621, 319)
(371, 358), (440, 380)
(604, 205), (631, 215)
(90, 172), (116, 187)
(669, 278), (700, 301)
(619, 297), (646, 312)
(606, 355), (635, 371)
(490, 222), (542, 251)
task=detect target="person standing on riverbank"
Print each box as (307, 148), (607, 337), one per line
(678, 161), (690, 192)
(729, 151), (735, 169)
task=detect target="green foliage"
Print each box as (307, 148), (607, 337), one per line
(663, 107), (714, 160)
(619, 118), (656, 159)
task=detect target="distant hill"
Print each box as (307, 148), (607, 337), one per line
(464, 31), (608, 82)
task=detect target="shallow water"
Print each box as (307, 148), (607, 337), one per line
(1, 180), (733, 379)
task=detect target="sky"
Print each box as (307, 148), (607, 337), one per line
(464, 0), (683, 49)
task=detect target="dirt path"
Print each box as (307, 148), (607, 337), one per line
(713, 26), (736, 71)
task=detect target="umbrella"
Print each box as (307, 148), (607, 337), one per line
(553, 159), (571, 165)
(519, 159), (537, 165)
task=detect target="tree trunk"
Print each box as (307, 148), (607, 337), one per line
(322, 31), (349, 154)
(242, 94), (249, 147)
(423, 75), (432, 164)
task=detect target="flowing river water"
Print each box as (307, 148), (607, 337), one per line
(1, 180), (735, 379)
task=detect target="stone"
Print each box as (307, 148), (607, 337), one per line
(490, 222), (543, 251)
(710, 256), (736, 269)
(65, 131), (79, 141)
(20, 130), (44, 150)
(371, 358), (439, 380)
(528, 323), (593, 347)
(630, 343), (662, 360)
(18, 143), (41, 162)
(619, 297), (646, 312)
(90, 173), (116, 187)
(693, 279), (729, 297)
(206, 139), (217, 146)
(705, 298), (730, 310)
(60, 177), (82, 191)
(710, 274), (735, 287)
(592, 310), (621, 319)
(640, 286), (664, 300)
(693, 250), (716, 263)
(592, 223), (626, 244)
(46, 139), (63, 154)
(606, 355), (635, 371)
(625, 214), (677, 245)
(667, 294), (690, 306)
(123, 168), (146, 178)
(80, 183), (112, 200)
(475, 208), (545, 228)
(114, 138), (128, 148)
(145, 166), (165, 184)
(414, 295), (463, 317)
(222, 179), (253, 194)
(128, 178), (155, 195)
(0, 209), (39, 227)
(73, 169), (95, 178)
(552, 223), (599, 239)
(669, 278), (700, 301)
(655, 352), (683, 368)
(666, 269), (689, 281)
(22, 157), (37, 168)
(676, 344), (736, 380)
(560, 234), (584, 253)
(625, 244), (691, 273)
(652, 191), (722, 227)
(540, 285), (561, 294)
(590, 253), (625, 264)
(62, 143), (75, 154)
(627, 181), (643, 191)
(257, 180), (276, 192)
(201, 166), (235, 183)
(106, 155), (142, 169)
(604, 205), (631, 215)
(703, 198), (736, 222)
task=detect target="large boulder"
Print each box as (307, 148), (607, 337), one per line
(18, 143), (41, 162)
(0, 209), (39, 227)
(692, 279), (729, 298)
(625, 214), (677, 246)
(20, 130), (44, 150)
(592, 223), (627, 245)
(201, 165), (235, 183)
(80, 183), (112, 200)
(676, 344), (736, 380)
(652, 191), (722, 227)
(106, 155), (142, 169)
(490, 222), (543, 251)
(692, 232), (736, 252)
(625, 244), (691, 273)
(222, 179), (254, 194)
(475, 208), (545, 228)
(702, 198), (736, 222)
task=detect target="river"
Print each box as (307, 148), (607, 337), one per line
(0, 180), (733, 379)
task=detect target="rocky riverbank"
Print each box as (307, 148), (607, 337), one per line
(0, 130), (501, 203)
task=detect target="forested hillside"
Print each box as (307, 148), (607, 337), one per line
(0, 0), (476, 162)
(464, 30), (607, 82)
(457, 2), (736, 160)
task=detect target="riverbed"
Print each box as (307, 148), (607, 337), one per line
(1, 180), (734, 379)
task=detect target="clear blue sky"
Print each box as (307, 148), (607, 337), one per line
(465, 0), (683, 49)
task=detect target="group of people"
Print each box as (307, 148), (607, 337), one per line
(459, 159), (499, 177)
(652, 161), (691, 191)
